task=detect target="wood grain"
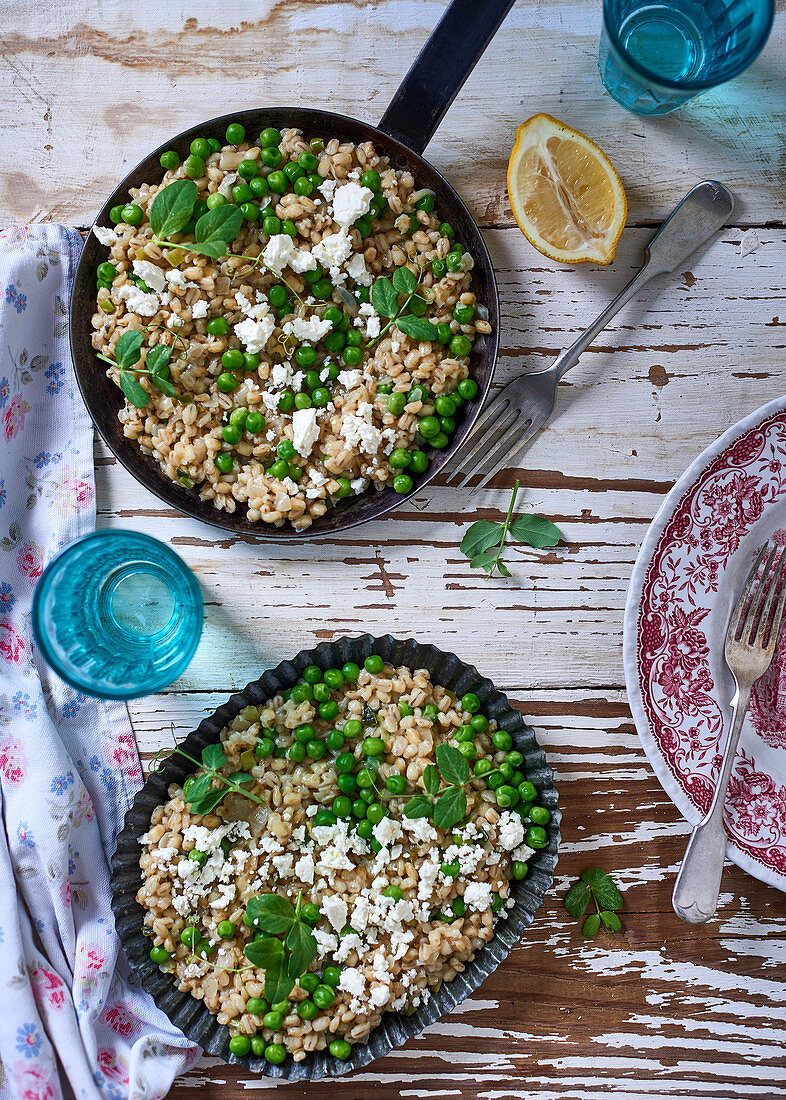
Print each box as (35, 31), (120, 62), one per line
(8, 0), (786, 1094)
(0, 0), (784, 226)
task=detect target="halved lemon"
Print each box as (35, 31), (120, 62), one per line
(507, 114), (627, 265)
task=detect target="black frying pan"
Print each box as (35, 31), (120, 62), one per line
(70, 0), (515, 540)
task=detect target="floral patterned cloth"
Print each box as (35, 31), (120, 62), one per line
(0, 226), (199, 1099)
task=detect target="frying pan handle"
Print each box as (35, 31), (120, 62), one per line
(378, 0), (516, 155)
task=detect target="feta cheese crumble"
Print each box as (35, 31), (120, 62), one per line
(292, 407), (320, 458)
(332, 182), (374, 227)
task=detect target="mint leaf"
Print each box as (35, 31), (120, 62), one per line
(118, 370), (148, 409)
(151, 374), (178, 399)
(245, 894), (297, 934)
(183, 773), (212, 804)
(564, 880), (591, 919)
(150, 179), (198, 238)
(392, 266), (417, 295)
(583, 913), (601, 938)
(436, 743), (469, 787)
(114, 330), (144, 369)
(184, 240), (228, 260)
(584, 869), (623, 912)
(422, 764), (440, 796)
(403, 794), (432, 820)
(508, 514), (561, 549)
(394, 315), (439, 342)
(433, 786), (466, 830)
(460, 521), (503, 560)
(195, 204), (243, 247)
(263, 956), (295, 1006)
(285, 921), (318, 978)
(599, 910), (621, 932)
(370, 277), (398, 318)
(146, 345), (172, 378)
(202, 744), (227, 771)
(243, 936), (284, 969)
(189, 786), (225, 816)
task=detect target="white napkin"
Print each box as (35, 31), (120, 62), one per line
(0, 225), (199, 1099)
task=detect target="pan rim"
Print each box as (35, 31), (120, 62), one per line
(70, 106), (500, 541)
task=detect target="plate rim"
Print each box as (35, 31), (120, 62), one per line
(623, 393), (786, 892)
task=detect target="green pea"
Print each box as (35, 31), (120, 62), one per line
(229, 1034), (251, 1057)
(451, 897), (467, 918)
(324, 305), (343, 328)
(386, 773), (407, 795)
(267, 171), (287, 193)
(385, 391), (405, 416)
(293, 175), (313, 196)
(326, 729), (345, 752)
(363, 737), (384, 756)
(458, 377), (478, 400)
(359, 169), (381, 191)
(181, 925), (199, 948)
(288, 742), (306, 763)
(329, 1039), (352, 1060)
(248, 176), (269, 199)
(300, 902), (321, 925)
(259, 127), (281, 148)
(438, 222), (454, 239)
(318, 700), (338, 722)
(295, 345), (318, 368)
(256, 736), (274, 758)
(355, 816), (373, 836)
(299, 973), (320, 994)
(526, 825), (548, 849)
(337, 772), (357, 796)
(262, 1008), (284, 1030)
(184, 154), (205, 179)
(334, 476), (352, 498)
(245, 995), (268, 1015)
(250, 1035), (265, 1056)
(313, 808), (337, 827)
(109, 205), (125, 224)
(512, 860), (528, 880)
(206, 316), (229, 336)
(225, 122), (245, 145)
(492, 730), (513, 751)
(450, 334), (472, 357)
(275, 439), (295, 461)
(345, 329), (362, 348)
(290, 682), (313, 703)
(456, 724), (475, 743)
(441, 860), (460, 877)
(238, 158), (259, 180)
(365, 654), (384, 674)
(529, 805), (551, 825)
(418, 415), (441, 439)
(435, 394), (456, 417)
(331, 794), (351, 818)
(354, 215), (372, 238)
(232, 182), (253, 204)
(409, 450), (428, 474)
(261, 214), (281, 238)
(458, 742), (477, 761)
(338, 345), (359, 367)
(283, 162), (304, 183)
(277, 389), (295, 412)
(496, 784), (520, 808)
(222, 423), (242, 445)
(471, 714), (489, 733)
(121, 203), (144, 225)
(366, 802), (386, 825)
(389, 448), (411, 469)
(221, 348), (245, 371)
(296, 999), (317, 1021)
(260, 145), (282, 169)
(322, 668), (343, 689)
(160, 149), (180, 171)
(398, 701), (414, 717)
(498, 762), (514, 781)
(454, 303), (474, 324)
(189, 137), (211, 160)
(214, 452), (234, 474)
(491, 894), (504, 913)
(264, 1043), (287, 1064)
(292, 392), (310, 411)
(322, 965), (341, 988)
(393, 474), (413, 494)
(301, 664), (321, 684)
(297, 151), (318, 172)
(360, 788), (375, 804)
(305, 739), (324, 760)
(241, 352), (259, 373)
(486, 771), (505, 791)
(421, 703), (439, 721)
(97, 261), (117, 283)
(281, 219), (298, 237)
(313, 277), (334, 300)
(343, 718), (362, 736)
(473, 758), (493, 778)
(383, 884), (404, 901)
(518, 781), (537, 803)
(149, 945), (170, 964)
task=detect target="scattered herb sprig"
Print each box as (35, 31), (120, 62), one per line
(368, 264), (437, 347)
(151, 737), (266, 817)
(403, 743), (469, 831)
(460, 481), (561, 578)
(242, 892), (318, 1003)
(96, 329), (192, 410)
(565, 868), (624, 938)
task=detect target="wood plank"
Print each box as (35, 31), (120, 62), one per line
(1, 0), (784, 227)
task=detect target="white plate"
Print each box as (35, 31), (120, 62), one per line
(624, 395), (786, 892)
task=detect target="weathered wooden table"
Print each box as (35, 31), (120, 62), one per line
(4, 1), (786, 1095)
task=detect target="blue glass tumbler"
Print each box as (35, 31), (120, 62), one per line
(32, 530), (203, 699)
(599, 0), (775, 114)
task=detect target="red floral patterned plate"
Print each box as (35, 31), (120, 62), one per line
(624, 395), (786, 892)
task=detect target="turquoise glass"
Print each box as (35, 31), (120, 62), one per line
(32, 530), (203, 699)
(599, 0), (775, 114)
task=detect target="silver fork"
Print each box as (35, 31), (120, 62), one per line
(672, 541), (786, 924)
(446, 180), (734, 491)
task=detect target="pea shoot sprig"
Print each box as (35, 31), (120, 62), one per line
(242, 891), (318, 1003)
(147, 178), (304, 304)
(151, 734), (266, 817)
(96, 330), (192, 410)
(367, 263), (438, 348)
(460, 481), (561, 579)
(565, 868), (624, 938)
(403, 743), (470, 831)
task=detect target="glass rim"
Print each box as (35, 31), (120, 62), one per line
(31, 528), (203, 700)
(602, 0), (776, 92)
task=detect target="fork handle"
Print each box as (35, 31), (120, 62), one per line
(671, 681), (751, 923)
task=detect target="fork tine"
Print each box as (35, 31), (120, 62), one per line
(447, 391), (514, 478)
(727, 543), (768, 642)
(757, 545), (786, 648)
(451, 408), (520, 490)
(448, 405), (519, 488)
(462, 416), (536, 492)
(742, 544), (779, 644)
(765, 554), (786, 651)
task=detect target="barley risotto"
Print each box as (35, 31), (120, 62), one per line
(91, 122), (490, 530)
(137, 655), (550, 1065)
